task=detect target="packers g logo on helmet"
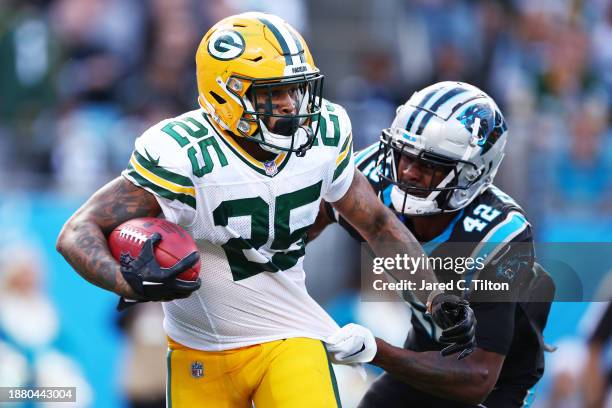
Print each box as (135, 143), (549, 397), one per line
(196, 13), (324, 156)
(207, 30), (245, 61)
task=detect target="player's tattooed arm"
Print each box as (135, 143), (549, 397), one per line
(332, 171), (437, 303)
(372, 338), (504, 405)
(56, 177), (161, 298)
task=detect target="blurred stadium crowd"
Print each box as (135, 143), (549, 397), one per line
(1, 0), (612, 216)
(0, 0), (611, 407)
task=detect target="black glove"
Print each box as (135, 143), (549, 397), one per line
(429, 293), (476, 360)
(118, 233), (201, 310)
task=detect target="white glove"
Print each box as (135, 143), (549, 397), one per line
(326, 323), (377, 364)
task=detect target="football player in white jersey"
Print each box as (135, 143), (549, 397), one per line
(56, 12), (475, 407)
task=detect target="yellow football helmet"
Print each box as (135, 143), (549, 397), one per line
(196, 12), (324, 156)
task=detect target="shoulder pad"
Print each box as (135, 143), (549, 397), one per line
(483, 185), (526, 214)
(124, 111), (206, 210)
(136, 110), (212, 171)
(453, 195), (531, 244)
(314, 100), (352, 150)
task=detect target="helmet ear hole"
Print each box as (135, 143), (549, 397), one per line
(210, 91), (227, 104)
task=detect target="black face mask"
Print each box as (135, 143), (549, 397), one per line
(227, 72), (324, 155)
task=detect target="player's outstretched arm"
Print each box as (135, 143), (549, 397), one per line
(372, 338), (504, 405)
(56, 177), (161, 299)
(332, 171), (436, 304)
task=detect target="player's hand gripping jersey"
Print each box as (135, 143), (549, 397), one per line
(123, 101), (354, 351)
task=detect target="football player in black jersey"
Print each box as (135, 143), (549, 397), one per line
(308, 82), (554, 407)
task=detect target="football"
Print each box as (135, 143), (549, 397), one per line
(108, 217), (200, 281)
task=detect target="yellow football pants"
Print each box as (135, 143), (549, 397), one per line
(166, 337), (341, 408)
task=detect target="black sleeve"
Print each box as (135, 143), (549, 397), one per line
(465, 227), (535, 304)
(467, 228), (534, 355)
(472, 301), (516, 355)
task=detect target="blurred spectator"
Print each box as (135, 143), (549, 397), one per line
(49, 0), (146, 103)
(336, 50), (397, 148)
(0, 1), (60, 184)
(544, 302), (612, 408)
(550, 100), (612, 214)
(0, 242), (92, 406)
(545, 338), (588, 408)
(591, 2), (612, 99)
(0, 1), (58, 125)
(50, 104), (116, 195)
(120, 0), (199, 112)
(117, 303), (167, 408)
(581, 302), (612, 408)
(223, 0), (309, 33)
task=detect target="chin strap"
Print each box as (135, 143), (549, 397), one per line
(252, 124), (315, 157)
(295, 125), (315, 157)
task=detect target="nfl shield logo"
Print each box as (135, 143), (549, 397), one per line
(263, 160), (278, 176)
(191, 361), (204, 378)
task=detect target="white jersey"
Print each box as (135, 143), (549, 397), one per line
(122, 100), (354, 351)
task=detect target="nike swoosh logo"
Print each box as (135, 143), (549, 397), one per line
(345, 343), (366, 358)
(144, 148), (160, 166)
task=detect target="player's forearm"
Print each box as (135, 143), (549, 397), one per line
(334, 172), (437, 304)
(371, 338), (492, 405)
(365, 206), (435, 303)
(56, 216), (137, 298)
(57, 177), (162, 298)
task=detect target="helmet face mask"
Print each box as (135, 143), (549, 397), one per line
(230, 72), (324, 155)
(196, 12), (325, 157)
(378, 128), (479, 215)
(376, 82), (508, 216)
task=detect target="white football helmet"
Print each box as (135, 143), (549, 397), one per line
(378, 81), (508, 216)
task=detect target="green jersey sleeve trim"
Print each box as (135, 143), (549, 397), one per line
(133, 150), (194, 188)
(332, 132), (353, 182)
(124, 167), (197, 209)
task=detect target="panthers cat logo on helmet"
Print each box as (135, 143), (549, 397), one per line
(207, 30), (245, 61)
(378, 81), (508, 216)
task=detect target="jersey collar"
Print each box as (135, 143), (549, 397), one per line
(202, 112), (292, 177)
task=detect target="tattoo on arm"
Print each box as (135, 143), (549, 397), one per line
(57, 177), (161, 297)
(333, 171), (437, 304)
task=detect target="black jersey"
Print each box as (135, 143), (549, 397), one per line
(327, 143), (553, 407)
